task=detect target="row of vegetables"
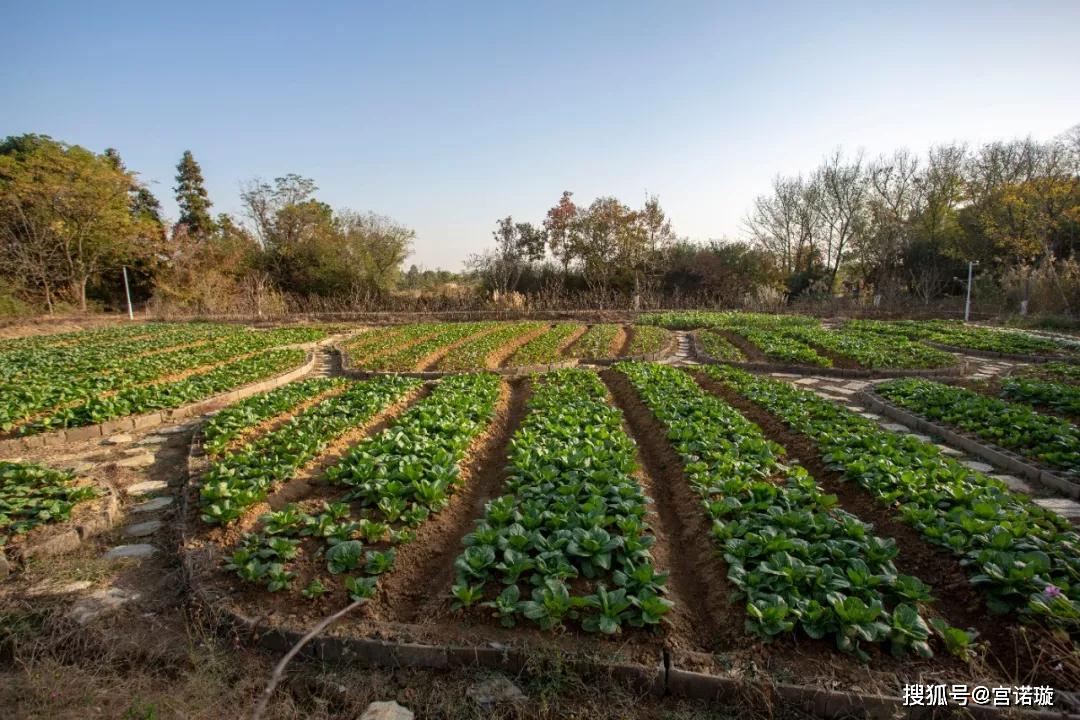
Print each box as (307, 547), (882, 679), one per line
(2, 326), (324, 433)
(618, 362), (955, 659)
(434, 322), (544, 371)
(221, 373), (503, 599)
(0, 461), (98, 546)
(450, 369), (671, 633)
(641, 312), (1077, 367)
(874, 378), (1079, 474)
(709, 366), (1080, 631)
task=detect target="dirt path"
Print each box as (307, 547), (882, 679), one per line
(387, 379), (531, 621)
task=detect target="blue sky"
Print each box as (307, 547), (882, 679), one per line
(3, 1), (1079, 269)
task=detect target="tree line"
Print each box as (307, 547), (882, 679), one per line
(744, 127), (1080, 312)
(0, 135), (413, 315)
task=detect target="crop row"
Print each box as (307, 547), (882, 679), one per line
(435, 322), (543, 371)
(2, 327), (324, 432)
(21, 348), (311, 435)
(451, 369), (671, 634)
(848, 319), (1075, 358)
(566, 324), (621, 358)
(504, 324), (583, 366)
(624, 326), (671, 355)
(341, 324), (444, 364)
(784, 325), (955, 369)
(0, 323), (239, 383)
(1000, 376), (1080, 418)
(200, 375), (419, 524)
(366, 323), (494, 371)
(695, 330), (744, 361)
(1, 461), (98, 545)
(618, 362), (946, 659)
(709, 365), (1080, 631)
(875, 378), (1079, 473)
(201, 377), (347, 456)
(228, 373), (503, 597)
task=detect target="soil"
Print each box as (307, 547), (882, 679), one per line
(382, 378), (528, 621)
(804, 343), (859, 370)
(416, 324), (503, 371)
(549, 324), (589, 361)
(614, 325), (635, 356)
(716, 329), (769, 362)
(690, 370), (1078, 690)
(214, 382), (349, 458)
(492, 324), (552, 368)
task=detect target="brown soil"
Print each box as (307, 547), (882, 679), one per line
(349, 327), (443, 367)
(378, 378), (530, 621)
(551, 324), (589, 360)
(213, 382), (349, 458)
(492, 324), (551, 368)
(600, 369), (744, 654)
(416, 324), (502, 371)
(200, 383), (430, 546)
(690, 370), (1075, 689)
(614, 325), (634, 356)
(717, 329), (768, 362)
(805, 343), (859, 370)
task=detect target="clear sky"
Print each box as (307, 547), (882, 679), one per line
(3, 1), (1079, 270)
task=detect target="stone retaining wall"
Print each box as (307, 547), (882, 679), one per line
(859, 386), (1080, 499)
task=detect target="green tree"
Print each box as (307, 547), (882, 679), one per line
(0, 134), (153, 312)
(174, 150), (215, 238)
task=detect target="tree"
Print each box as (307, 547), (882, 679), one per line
(174, 150), (215, 238)
(0, 135), (152, 311)
(543, 191), (581, 281)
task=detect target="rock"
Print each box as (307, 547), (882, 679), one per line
(67, 587), (140, 624)
(359, 701), (414, 720)
(104, 543), (156, 560)
(102, 433), (133, 445)
(136, 435), (168, 446)
(1034, 498), (1080, 521)
(124, 520), (162, 537)
(992, 474), (1034, 493)
(155, 425), (188, 435)
(60, 580), (93, 593)
(935, 444), (963, 456)
(961, 460), (995, 473)
(0, 552), (9, 580)
(467, 676), (526, 707)
(116, 453), (154, 468)
(131, 496), (173, 513)
(880, 422), (909, 432)
(126, 480), (168, 496)
(66, 460), (95, 474)
(905, 433), (932, 443)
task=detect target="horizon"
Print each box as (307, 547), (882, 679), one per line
(3, 1), (1079, 270)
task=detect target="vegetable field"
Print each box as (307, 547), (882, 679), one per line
(4, 316), (1080, 704)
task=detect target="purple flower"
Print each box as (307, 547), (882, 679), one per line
(1043, 585), (1063, 599)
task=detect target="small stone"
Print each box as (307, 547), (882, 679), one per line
(905, 433), (932, 443)
(859, 412), (882, 420)
(116, 453), (154, 468)
(881, 423), (909, 432)
(156, 425), (188, 435)
(359, 701), (414, 720)
(67, 587), (140, 624)
(844, 405), (862, 412)
(794, 378), (817, 385)
(961, 460), (995, 473)
(60, 580), (93, 593)
(136, 435), (168, 446)
(1034, 498), (1080, 521)
(467, 677), (526, 707)
(124, 520), (162, 537)
(66, 460), (95, 474)
(104, 543), (156, 560)
(935, 444), (963, 456)
(131, 496), (173, 513)
(102, 433), (133, 445)
(126, 480), (168, 496)
(992, 474), (1033, 493)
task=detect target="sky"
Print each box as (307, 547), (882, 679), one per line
(2, 1), (1079, 270)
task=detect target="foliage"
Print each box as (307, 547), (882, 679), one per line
(619, 362), (943, 660)
(504, 323), (583, 366)
(451, 369), (671, 634)
(875, 378), (1080, 472)
(0, 461), (98, 545)
(565, 324), (622, 359)
(711, 365), (1080, 631)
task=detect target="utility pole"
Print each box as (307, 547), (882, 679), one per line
(122, 265), (134, 320)
(963, 260), (979, 323)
